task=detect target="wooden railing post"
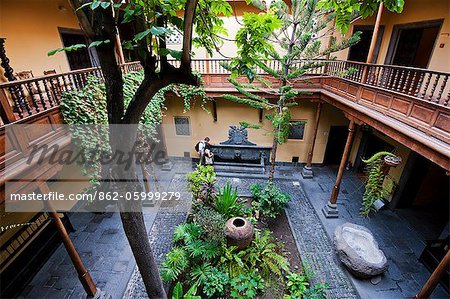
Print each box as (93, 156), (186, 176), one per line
(0, 88), (15, 124)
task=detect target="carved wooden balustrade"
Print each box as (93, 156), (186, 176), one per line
(0, 59), (449, 169)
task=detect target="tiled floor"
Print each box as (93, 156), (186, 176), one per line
(300, 166), (448, 299)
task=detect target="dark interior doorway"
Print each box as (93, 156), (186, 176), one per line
(393, 152), (449, 291)
(324, 126), (348, 165)
(354, 131), (395, 172)
(394, 152), (449, 239)
(348, 25), (384, 63)
(385, 20), (443, 68)
(59, 28), (93, 70)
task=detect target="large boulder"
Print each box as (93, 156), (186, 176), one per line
(334, 222), (388, 278)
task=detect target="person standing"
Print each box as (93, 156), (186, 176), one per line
(195, 137), (212, 165)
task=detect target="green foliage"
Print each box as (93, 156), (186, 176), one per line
(203, 267), (229, 298)
(161, 247), (190, 282)
(244, 229), (289, 278)
(195, 207), (226, 244)
(230, 273), (265, 299)
(224, 0), (361, 179)
(250, 182), (291, 218)
(318, 0), (404, 34)
(214, 182), (245, 218)
(360, 151), (397, 218)
(186, 164), (217, 200)
(60, 76), (109, 191)
(283, 272), (327, 298)
(48, 44), (87, 56)
(172, 282), (201, 299)
(284, 273), (309, 298)
(231, 8), (283, 81)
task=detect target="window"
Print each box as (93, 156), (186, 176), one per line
(174, 117), (190, 136)
(288, 122), (305, 140)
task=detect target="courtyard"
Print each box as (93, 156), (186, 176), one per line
(16, 161), (448, 299)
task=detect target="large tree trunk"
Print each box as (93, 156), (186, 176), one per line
(68, 2), (199, 297)
(268, 135), (278, 181)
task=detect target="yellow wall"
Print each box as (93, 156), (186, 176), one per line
(162, 97), (349, 163)
(0, 0), (80, 81)
(335, 0), (450, 72)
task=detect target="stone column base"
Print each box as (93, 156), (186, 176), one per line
(322, 202), (339, 218)
(90, 288), (112, 299)
(301, 166), (314, 179)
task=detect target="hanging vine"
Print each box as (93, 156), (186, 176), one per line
(360, 151), (398, 218)
(60, 70), (210, 191)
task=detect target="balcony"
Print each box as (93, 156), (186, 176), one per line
(0, 59), (449, 171)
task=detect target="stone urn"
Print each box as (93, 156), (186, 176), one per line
(334, 223), (388, 278)
(225, 217), (254, 250)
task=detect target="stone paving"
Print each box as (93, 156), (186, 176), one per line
(18, 159), (192, 299)
(17, 162), (449, 299)
(300, 166), (449, 299)
(279, 180), (359, 299)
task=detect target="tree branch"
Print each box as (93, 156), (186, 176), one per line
(181, 0), (199, 69)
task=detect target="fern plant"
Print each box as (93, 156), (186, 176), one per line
(361, 151), (398, 218)
(243, 229), (289, 279)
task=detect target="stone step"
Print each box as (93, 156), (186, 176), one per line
(213, 161), (263, 168)
(213, 164), (265, 174)
(215, 171), (269, 179)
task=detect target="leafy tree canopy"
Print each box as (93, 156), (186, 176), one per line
(318, 0), (405, 33)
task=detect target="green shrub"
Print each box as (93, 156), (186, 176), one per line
(186, 165), (217, 201)
(243, 229), (289, 279)
(230, 273), (264, 299)
(283, 272), (328, 299)
(250, 182), (291, 218)
(203, 267), (229, 298)
(172, 282), (201, 299)
(195, 207), (226, 244)
(161, 247), (190, 283)
(214, 182), (245, 219)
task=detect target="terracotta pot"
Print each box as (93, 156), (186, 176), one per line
(225, 217), (254, 250)
(383, 155), (401, 167)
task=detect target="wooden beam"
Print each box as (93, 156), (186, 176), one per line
(322, 120), (355, 218)
(302, 101), (322, 178)
(415, 249), (450, 298)
(362, 3), (384, 83)
(38, 183), (97, 297)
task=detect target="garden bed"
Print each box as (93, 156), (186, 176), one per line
(162, 165), (326, 298)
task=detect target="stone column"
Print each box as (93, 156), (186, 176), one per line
(302, 101), (322, 178)
(322, 120), (356, 218)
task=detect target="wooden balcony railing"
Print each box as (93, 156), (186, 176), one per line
(1, 59), (449, 126)
(326, 60), (450, 106)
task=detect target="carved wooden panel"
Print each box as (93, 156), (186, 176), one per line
(391, 98), (411, 115)
(434, 113), (450, 133)
(410, 105), (434, 124)
(373, 93), (391, 108)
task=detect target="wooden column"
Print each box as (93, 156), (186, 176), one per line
(415, 250), (450, 298)
(302, 101), (322, 178)
(38, 183), (97, 297)
(361, 3), (384, 83)
(322, 120), (355, 218)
